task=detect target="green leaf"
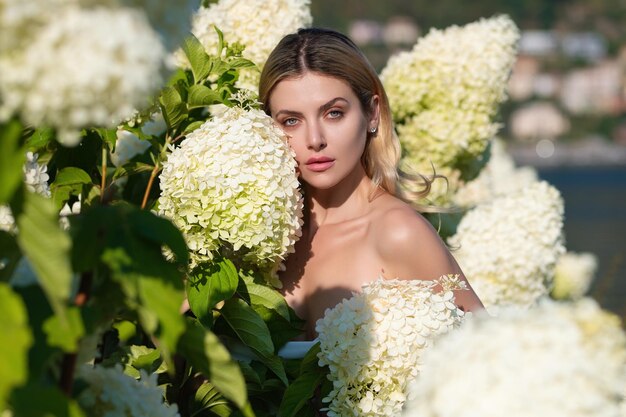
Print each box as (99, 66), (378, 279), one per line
(278, 371), (325, 417)
(182, 34), (213, 82)
(50, 167), (92, 209)
(111, 161), (154, 180)
(0, 120), (26, 204)
(299, 342), (322, 375)
(0, 231), (21, 282)
(159, 86), (188, 132)
(15, 191), (74, 320)
(191, 381), (234, 417)
(93, 127), (118, 150)
(187, 259), (238, 328)
(0, 283), (32, 410)
(11, 384), (86, 417)
(53, 167), (92, 188)
(178, 319), (252, 415)
(182, 120), (206, 135)
(188, 84), (223, 109)
(227, 58), (257, 69)
(127, 345), (163, 374)
(137, 276), (185, 360)
(237, 277), (290, 321)
(25, 127), (55, 150)
(12, 285), (56, 380)
(128, 208), (189, 267)
(220, 299), (287, 385)
(42, 306), (84, 352)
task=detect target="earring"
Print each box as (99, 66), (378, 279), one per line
(369, 126), (377, 134)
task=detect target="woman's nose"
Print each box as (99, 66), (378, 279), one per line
(306, 122), (327, 151)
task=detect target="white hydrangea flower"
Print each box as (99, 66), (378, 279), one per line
(316, 276), (468, 417)
(188, 0), (312, 90)
(0, 0), (73, 52)
(158, 106), (302, 285)
(0, 6), (166, 146)
(110, 130), (152, 167)
(78, 0), (196, 51)
(23, 152), (50, 197)
(0, 152), (50, 233)
(77, 364), (179, 417)
(448, 181), (565, 313)
(403, 298), (626, 417)
(381, 16), (519, 204)
(382, 15), (519, 123)
(552, 252), (598, 300)
(453, 138), (538, 207)
(0, 206), (15, 233)
(59, 199), (82, 231)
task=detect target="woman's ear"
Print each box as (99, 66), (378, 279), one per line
(369, 95), (380, 131)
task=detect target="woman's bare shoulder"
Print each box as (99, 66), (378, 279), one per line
(369, 196), (461, 280)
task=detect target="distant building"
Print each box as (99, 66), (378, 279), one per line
(518, 30), (558, 56)
(508, 56), (560, 100)
(560, 60), (623, 114)
(348, 19), (383, 46)
(382, 16), (419, 46)
(560, 32), (607, 62)
(510, 101), (570, 141)
(508, 55), (540, 100)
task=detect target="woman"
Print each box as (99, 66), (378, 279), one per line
(259, 28), (483, 341)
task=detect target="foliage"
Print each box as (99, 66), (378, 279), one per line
(0, 26), (323, 417)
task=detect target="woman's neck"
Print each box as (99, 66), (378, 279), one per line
(304, 166), (376, 228)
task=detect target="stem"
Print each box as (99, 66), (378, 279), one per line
(59, 353), (78, 396)
(100, 146), (107, 202)
(140, 133), (174, 210)
(141, 163), (160, 210)
(59, 271), (93, 396)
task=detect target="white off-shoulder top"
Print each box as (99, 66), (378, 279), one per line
(277, 339), (319, 359)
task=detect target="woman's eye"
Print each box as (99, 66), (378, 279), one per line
(328, 110), (343, 119)
(283, 118), (298, 127)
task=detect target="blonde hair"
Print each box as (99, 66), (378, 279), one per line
(259, 28), (437, 210)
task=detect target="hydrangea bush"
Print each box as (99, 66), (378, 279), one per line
(381, 15), (519, 204)
(403, 298), (626, 417)
(0, 2), (311, 415)
(316, 276), (468, 416)
(158, 106), (303, 284)
(448, 181), (566, 313)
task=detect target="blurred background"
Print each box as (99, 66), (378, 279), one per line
(311, 0), (626, 318)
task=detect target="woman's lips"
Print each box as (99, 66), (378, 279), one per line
(305, 156), (335, 172)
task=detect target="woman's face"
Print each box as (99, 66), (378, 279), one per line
(268, 71), (378, 191)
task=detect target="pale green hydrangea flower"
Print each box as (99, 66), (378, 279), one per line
(316, 276), (468, 416)
(77, 364), (179, 417)
(453, 138), (538, 208)
(552, 252), (598, 300)
(188, 0), (312, 91)
(403, 298), (626, 417)
(448, 181), (565, 314)
(158, 106), (302, 286)
(0, 5), (167, 146)
(381, 16), (519, 205)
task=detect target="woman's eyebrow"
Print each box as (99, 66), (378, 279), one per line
(274, 97), (350, 119)
(319, 97), (349, 113)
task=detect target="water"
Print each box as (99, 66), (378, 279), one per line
(538, 165), (626, 319)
